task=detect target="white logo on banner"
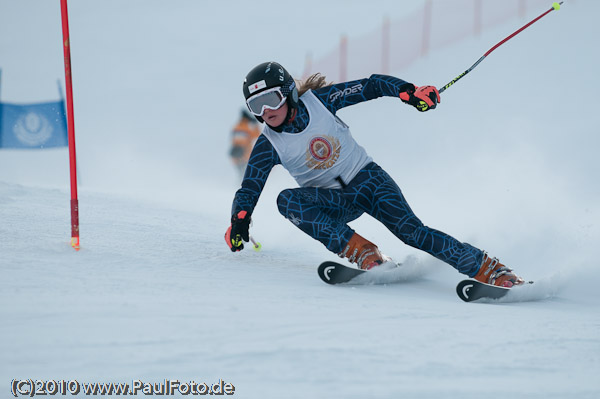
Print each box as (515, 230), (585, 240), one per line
(12, 112), (53, 146)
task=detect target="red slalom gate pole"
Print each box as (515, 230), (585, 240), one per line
(60, 0), (80, 251)
(439, 2), (563, 93)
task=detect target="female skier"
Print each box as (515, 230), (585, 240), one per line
(225, 61), (524, 287)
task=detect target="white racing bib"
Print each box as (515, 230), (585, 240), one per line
(262, 90), (372, 189)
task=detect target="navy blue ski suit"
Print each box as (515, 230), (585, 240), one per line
(232, 74), (484, 277)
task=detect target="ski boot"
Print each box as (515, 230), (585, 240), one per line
(338, 232), (385, 270)
(474, 252), (524, 287)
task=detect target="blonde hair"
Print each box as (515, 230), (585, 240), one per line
(297, 73), (331, 96)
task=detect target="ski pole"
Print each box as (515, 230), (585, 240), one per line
(439, 2), (563, 94)
(249, 235), (262, 252)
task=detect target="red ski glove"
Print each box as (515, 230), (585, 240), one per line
(225, 210), (251, 252)
(399, 85), (440, 112)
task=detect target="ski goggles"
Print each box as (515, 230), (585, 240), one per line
(246, 87), (286, 116)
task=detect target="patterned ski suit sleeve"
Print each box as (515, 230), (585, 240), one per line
(313, 74), (413, 113)
(231, 134), (281, 216)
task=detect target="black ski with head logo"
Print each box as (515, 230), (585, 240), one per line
(456, 279), (511, 302)
(318, 261), (366, 285)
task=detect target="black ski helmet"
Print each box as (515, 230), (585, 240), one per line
(243, 61), (299, 125)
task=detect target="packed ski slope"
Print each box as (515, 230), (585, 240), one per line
(1, 1), (599, 398)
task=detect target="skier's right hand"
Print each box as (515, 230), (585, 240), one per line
(225, 210), (251, 252)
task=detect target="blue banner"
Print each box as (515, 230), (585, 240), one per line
(0, 100), (68, 149)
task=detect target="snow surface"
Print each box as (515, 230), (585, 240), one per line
(1, 1), (599, 398)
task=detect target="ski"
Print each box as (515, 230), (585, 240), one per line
(318, 261), (367, 284)
(456, 279), (535, 302)
(456, 279), (510, 302)
(317, 259), (426, 285)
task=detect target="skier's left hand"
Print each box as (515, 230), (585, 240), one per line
(225, 210), (251, 252)
(400, 85), (440, 112)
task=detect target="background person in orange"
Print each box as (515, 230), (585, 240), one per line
(229, 109), (261, 179)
